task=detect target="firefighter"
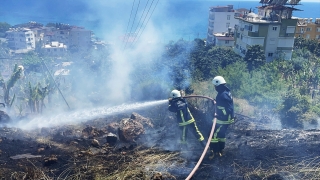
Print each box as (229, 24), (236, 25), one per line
(168, 90), (205, 145)
(210, 76), (234, 159)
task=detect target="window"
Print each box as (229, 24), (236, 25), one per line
(317, 27), (320, 32)
(225, 40), (229, 44)
(300, 28), (304, 32)
(268, 53), (273, 57)
(306, 27), (311, 31)
(227, 15), (230, 20)
(226, 23), (230, 28)
(248, 25), (253, 31)
(272, 26), (277, 31)
(306, 34), (310, 39)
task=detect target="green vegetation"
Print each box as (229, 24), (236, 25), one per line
(0, 28), (320, 128)
(0, 22), (11, 38)
(164, 38), (320, 129)
(0, 64), (24, 108)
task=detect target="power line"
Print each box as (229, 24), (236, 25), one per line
(129, 0), (154, 48)
(122, 0), (136, 49)
(132, 0), (159, 47)
(123, 0), (141, 50)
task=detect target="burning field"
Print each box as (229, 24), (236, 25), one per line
(0, 101), (320, 180)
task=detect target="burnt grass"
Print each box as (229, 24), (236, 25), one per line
(0, 103), (320, 180)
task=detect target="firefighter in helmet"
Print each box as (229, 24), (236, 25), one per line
(210, 76), (234, 159)
(168, 90), (205, 145)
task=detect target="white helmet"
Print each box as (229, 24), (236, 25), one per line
(170, 90), (181, 98)
(212, 76), (226, 86)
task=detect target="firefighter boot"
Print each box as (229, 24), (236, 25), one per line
(218, 149), (224, 157)
(209, 150), (215, 160)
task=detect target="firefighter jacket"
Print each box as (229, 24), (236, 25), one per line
(168, 97), (204, 142)
(215, 85), (234, 124)
(168, 97), (194, 125)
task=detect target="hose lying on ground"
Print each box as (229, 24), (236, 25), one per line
(183, 95), (217, 180)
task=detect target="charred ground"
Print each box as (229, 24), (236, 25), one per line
(0, 101), (320, 180)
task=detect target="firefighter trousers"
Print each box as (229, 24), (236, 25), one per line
(210, 123), (229, 153)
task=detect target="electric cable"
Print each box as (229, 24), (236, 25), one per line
(128, 0), (154, 48)
(128, 0), (150, 48)
(123, 0), (140, 50)
(122, 0), (136, 49)
(131, 0), (159, 47)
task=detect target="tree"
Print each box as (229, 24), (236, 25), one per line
(0, 64), (24, 108)
(278, 89), (311, 128)
(190, 45), (241, 81)
(244, 45), (266, 71)
(0, 22), (11, 38)
(22, 51), (43, 72)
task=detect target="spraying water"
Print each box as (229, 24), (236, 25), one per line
(11, 99), (168, 130)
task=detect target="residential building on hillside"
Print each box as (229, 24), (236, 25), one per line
(5, 22), (93, 55)
(295, 18), (320, 41)
(207, 5), (249, 44)
(234, 0), (301, 61)
(69, 28), (92, 51)
(42, 41), (67, 56)
(212, 28), (235, 47)
(6, 28), (36, 53)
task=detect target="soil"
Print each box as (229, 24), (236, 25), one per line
(0, 102), (320, 180)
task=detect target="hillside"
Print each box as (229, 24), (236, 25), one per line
(0, 101), (320, 180)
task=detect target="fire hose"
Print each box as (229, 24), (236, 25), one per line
(183, 95), (217, 180)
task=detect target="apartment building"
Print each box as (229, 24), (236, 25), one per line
(6, 28), (36, 52)
(295, 18), (320, 41)
(5, 22), (92, 55)
(212, 29), (235, 47)
(234, 2), (300, 61)
(207, 5), (249, 44)
(69, 28), (92, 51)
(42, 41), (67, 56)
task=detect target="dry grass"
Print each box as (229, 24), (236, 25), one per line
(98, 147), (182, 180)
(233, 156), (320, 180)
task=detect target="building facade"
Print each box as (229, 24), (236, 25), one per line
(207, 5), (239, 44)
(5, 23), (92, 55)
(6, 28), (36, 51)
(295, 18), (320, 41)
(69, 28), (92, 51)
(213, 31), (235, 47)
(207, 5), (250, 45)
(42, 41), (67, 56)
(234, 3), (299, 61)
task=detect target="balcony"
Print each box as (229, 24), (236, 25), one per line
(248, 31), (259, 37)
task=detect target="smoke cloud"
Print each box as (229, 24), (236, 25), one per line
(3, 0), (194, 130)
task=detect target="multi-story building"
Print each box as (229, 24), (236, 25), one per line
(6, 22), (93, 54)
(207, 5), (249, 44)
(6, 28), (36, 52)
(234, 1), (300, 61)
(212, 28), (235, 47)
(42, 41), (67, 56)
(295, 18), (320, 41)
(69, 28), (92, 51)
